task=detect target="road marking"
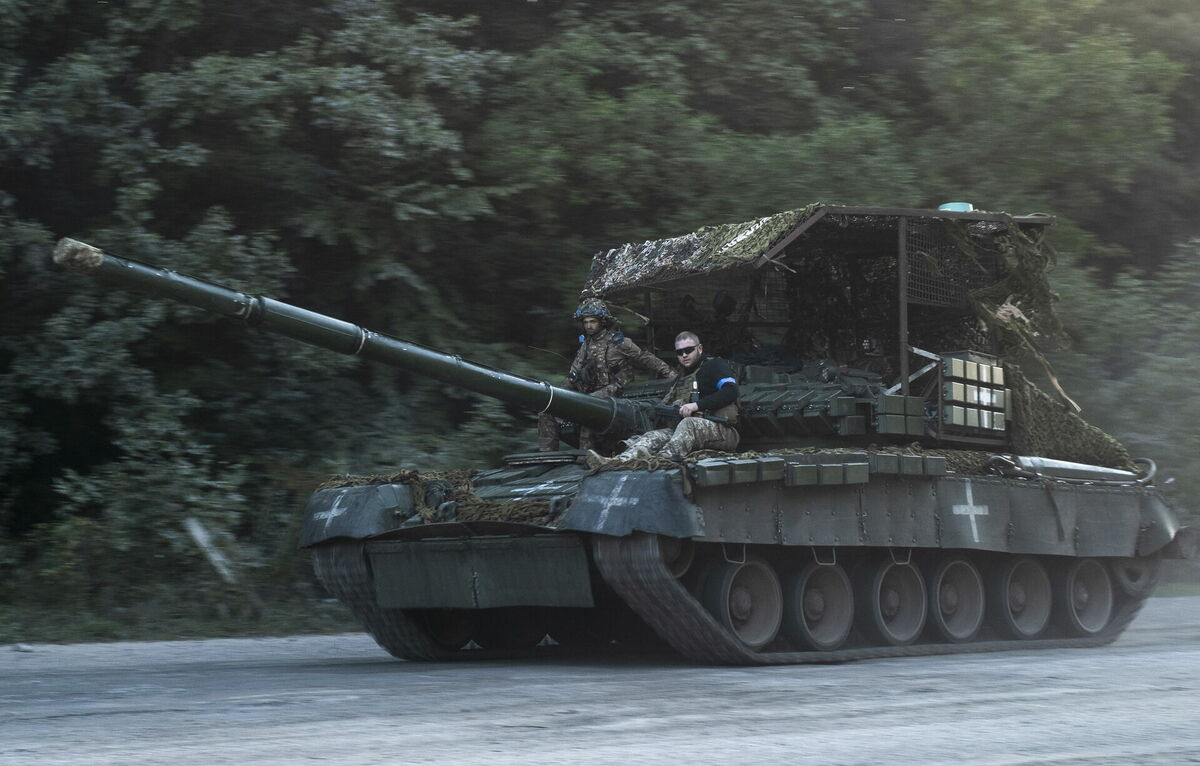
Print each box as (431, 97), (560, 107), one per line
(953, 481), (989, 543)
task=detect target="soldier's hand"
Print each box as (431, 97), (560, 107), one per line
(679, 402), (700, 418)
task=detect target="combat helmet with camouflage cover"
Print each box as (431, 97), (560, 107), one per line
(573, 296), (614, 325)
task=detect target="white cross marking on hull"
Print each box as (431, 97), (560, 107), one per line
(597, 474), (641, 527)
(953, 481), (989, 543)
(514, 479), (561, 498)
(313, 490), (350, 529)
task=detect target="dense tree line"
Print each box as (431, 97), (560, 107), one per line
(1, 0), (1197, 627)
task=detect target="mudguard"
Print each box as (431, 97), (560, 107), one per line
(558, 469), (703, 538)
(297, 483), (412, 548)
(1137, 489), (1185, 557)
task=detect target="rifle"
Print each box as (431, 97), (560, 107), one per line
(651, 403), (729, 427)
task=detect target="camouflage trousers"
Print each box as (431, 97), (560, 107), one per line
(537, 390), (609, 451)
(616, 417), (739, 459)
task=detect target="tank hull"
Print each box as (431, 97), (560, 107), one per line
(303, 453), (1181, 664)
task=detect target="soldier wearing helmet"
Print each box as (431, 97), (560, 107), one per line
(538, 297), (674, 452)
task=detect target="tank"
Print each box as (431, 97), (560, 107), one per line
(53, 203), (1194, 665)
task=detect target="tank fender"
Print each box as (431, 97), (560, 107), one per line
(298, 483), (412, 548)
(557, 469), (703, 538)
(1137, 490), (1184, 557)
(1158, 526), (1196, 560)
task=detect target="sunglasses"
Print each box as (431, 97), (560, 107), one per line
(675, 345), (698, 356)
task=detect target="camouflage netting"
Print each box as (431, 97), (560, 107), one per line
(956, 214), (1065, 351)
(582, 203), (821, 295)
(1005, 364), (1134, 470)
(950, 220), (1129, 467)
(584, 204), (1132, 468)
(318, 469), (557, 526)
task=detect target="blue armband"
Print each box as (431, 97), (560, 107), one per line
(716, 377), (736, 389)
(578, 334), (585, 344)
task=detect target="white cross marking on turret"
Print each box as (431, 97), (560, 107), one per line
(597, 475), (641, 527)
(953, 481), (989, 543)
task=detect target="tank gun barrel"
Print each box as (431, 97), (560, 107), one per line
(52, 238), (639, 436)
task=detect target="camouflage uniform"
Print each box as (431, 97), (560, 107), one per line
(616, 355), (740, 458)
(538, 302), (674, 451)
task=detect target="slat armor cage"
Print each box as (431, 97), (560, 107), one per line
(584, 204), (1131, 463)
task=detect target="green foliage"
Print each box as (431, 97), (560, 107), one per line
(0, 0), (508, 622)
(7, 391), (245, 610)
(915, 0), (1182, 218)
(1049, 241), (1200, 518)
(2, 0), (1199, 636)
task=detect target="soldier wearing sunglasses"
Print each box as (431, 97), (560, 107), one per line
(603, 330), (740, 461)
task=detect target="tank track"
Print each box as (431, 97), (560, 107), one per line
(591, 533), (1149, 666)
(311, 540), (448, 661)
(312, 540), (573, 660)
(314, 535), (1149, 665)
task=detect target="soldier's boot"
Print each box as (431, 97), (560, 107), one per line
(613, 429), (672, 461)
(593, 440), (657, 466)
(609, 444), (648, 462)
(585, 450), (612, 470)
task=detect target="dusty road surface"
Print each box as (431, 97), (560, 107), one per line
(4, 596), (1200, 766)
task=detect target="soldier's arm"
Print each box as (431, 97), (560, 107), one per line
(615, 336), (675, 378)
(695, 357), (739, 411)
(591, 382), (623, 397)
(565, 338), (588, 386)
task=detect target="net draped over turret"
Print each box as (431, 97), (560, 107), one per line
(53, 203), (1193, 665)
(582, 203), (1126, 468)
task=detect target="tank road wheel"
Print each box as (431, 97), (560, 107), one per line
(659, 536), (696, 579)
(782, 562), (854, 651)
(855, 559), (927, 646)
(988, 557), (1052, 639)
(1055, 558), (1115, 637)
(701, 557), (783, 651)
(927, 557), (985, 643)
(1109, 557), (1161, 599)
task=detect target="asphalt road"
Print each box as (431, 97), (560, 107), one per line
(4, 597), (1200, 766)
